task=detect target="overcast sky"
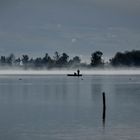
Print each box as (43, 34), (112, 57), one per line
(0, 0), (140, 61)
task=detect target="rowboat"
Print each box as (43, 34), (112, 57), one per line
(67, 74), (82, 76)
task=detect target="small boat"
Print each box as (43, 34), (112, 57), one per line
(67, 69), (82, 76)
(67, 74), (82, 77)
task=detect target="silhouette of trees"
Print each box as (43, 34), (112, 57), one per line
(42, 53), (54, 68)
(91, 51), (103, 67)
(0, 54), (15, 66)
(58, 53), (69, 66)
(34, 57), (42, 67)
(53, 52), (69, 67)
(69, 56), (81, 67)
(73, 56), (81, 64)
(22, 55), (29, 65)
(110, 50), (140, 66)
(21, 55), (29, 69)
(42, 53), (49, 65)
(15, 58), (21, 66)
(7, 54), (15, 65)
(53, 51), (60, 65)
(0, 56), (6, 65)
(0, 50), (140, 68)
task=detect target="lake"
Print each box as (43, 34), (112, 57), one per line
(0, 75), (140, 140)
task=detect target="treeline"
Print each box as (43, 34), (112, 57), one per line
(0, 50), (140, 69)
(0, 52), (84, 69)
(110, 50), (140, 66)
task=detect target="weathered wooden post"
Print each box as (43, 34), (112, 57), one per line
(102, 92), (106, 126)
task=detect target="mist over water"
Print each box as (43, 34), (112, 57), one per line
(0, 68), (140, 75)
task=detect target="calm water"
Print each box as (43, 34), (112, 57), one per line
(0, 75), (140, 140)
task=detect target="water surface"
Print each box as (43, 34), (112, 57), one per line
(0, 75), (140, 140)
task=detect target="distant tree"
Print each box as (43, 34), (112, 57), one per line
(0, 56), (6, 65)
(91, 51), (103, 66)
(73, 56), (81, 63)
(22, 55), (29, 65)
(69, 56), (81, 67)
(29, 58), (34, 63)
(53, 52), (69, 67)
(15, 57), (21, 66)
(58, 53), (69, 66)
(132, 50), (140, 66)
(42, 53), (53, 67)
(110, 50), (140, 66)
(110, 52), (128, 66)
(42, 53), (49, 64)
(6, 54), (15, 65)
(34, 57), (43, 67)
(53, 51), (60, 61)
(42, 53), (51, 65)
(28, 58), (35, 67)
(53, 51), (60, 66)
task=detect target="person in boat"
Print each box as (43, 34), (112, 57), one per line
(77, 69), (80, 76)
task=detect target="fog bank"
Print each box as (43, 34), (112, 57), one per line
(0, 69), (140, 75)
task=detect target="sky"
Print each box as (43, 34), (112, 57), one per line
(0, 0), (140, 62)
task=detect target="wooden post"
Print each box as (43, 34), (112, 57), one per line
(102, 92), (106, 126)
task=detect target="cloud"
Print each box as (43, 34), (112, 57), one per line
(72, 38), (77, 43)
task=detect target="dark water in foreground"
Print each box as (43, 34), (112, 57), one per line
(0, 75), (140, 140)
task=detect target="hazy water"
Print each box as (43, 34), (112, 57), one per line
(0, 75), (140, 140)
